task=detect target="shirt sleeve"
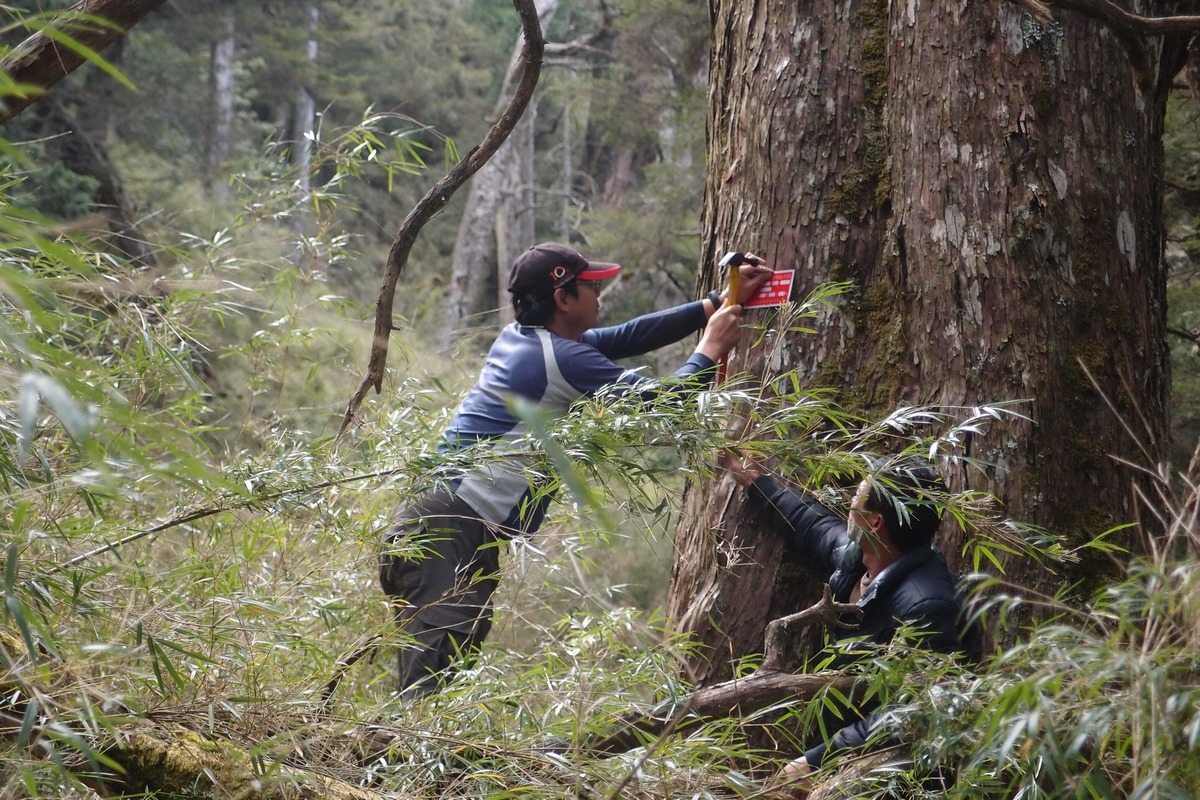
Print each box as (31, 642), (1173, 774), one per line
(556, 327), (718, 399)
(580, 300), (709, 360)
(750, 476), (849, 575)
(804, 711), (887, 769)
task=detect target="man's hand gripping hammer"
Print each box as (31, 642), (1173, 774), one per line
(719, 251), (764, 307)
(714, 250), (764, 384)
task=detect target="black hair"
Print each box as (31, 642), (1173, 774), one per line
(513, 281), (579, 326)
(863, 457), (945, 551)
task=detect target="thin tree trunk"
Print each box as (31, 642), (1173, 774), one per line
(205, 0), (236, 198)
(290, 0), (319, 266)
(291, 1), (319, 196)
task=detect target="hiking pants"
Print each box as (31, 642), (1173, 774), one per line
(378, 489), (502, 698)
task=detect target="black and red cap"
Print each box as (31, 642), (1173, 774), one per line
(507, 242), (621, 297)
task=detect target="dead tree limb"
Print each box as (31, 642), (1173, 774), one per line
(575, 670), (858, 757)
(339, 0), (545, 436)
(1029, 0), (1200, 35)
(761, 584), (862, 672)
(0, 0), (168, 125)
(1007, 0), (1200, 90)
(568, 589), (862, 756)
(806, 747), (909, 800)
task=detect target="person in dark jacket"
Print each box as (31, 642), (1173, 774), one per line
(381, 243), (772, 698)
(724, 453), (972, 798)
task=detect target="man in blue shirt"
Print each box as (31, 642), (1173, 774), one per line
(381, 242), (772, 697)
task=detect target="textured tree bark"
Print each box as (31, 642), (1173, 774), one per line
(0, 0), (168, 125)
(668, 0), (1188, 686)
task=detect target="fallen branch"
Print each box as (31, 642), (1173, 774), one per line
(2, 629), (396, 799)
(574, 670), (857, 756)
(569, 589), (862, 756)
(807, 747), (908, 800)
(98, 724), (393, 800)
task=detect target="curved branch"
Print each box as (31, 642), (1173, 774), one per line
(558, 670), (856, 757)
(0, 0), (168, 125)
(1007, 0), (1200, 95)
(1167, 326), (1200, 345)
(563, 590), (865, 757)
(1038, 0), (1200, 35)
(339, 0), (545, 436)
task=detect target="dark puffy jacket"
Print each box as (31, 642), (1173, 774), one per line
(751, 475), (974, 767)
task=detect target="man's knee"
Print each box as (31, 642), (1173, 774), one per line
(395, 609), (493, 696)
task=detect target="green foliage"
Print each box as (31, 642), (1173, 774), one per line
(0, 148), (1067, 796)
(0, 150), (100, 220)
(2, 3), (1200, 799)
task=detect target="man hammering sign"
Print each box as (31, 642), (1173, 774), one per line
(380, 242), (773, 697)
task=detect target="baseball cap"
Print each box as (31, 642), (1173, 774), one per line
(507, 242), (621, 297)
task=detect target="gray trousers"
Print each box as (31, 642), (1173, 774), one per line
(378, 489), (502, 698)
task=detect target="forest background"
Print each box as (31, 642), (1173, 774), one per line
(2, 0), (1200, 798)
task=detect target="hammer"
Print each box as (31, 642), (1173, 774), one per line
(718, 251), (764, 307)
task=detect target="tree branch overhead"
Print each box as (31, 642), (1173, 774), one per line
(339, 0), (546, 436)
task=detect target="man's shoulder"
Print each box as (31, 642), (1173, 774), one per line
(891, 552), (960, 612)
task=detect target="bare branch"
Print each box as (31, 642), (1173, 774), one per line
(1019, 0), (1200, 35)
(46, 466), (410, 575)
(568, 670), (857, 756)
(563, 591), (862, 757)
(1168, 326), (1200, 345)
(339, 0), (545, 436)
(761, 584), (862, 671)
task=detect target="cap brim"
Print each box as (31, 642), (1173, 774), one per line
(578, 262), (621, 281)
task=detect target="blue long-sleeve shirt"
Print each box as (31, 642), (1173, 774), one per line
(441, 300), (715, 534)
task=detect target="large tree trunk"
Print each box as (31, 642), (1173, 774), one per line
(668, 0), (1188, 686)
